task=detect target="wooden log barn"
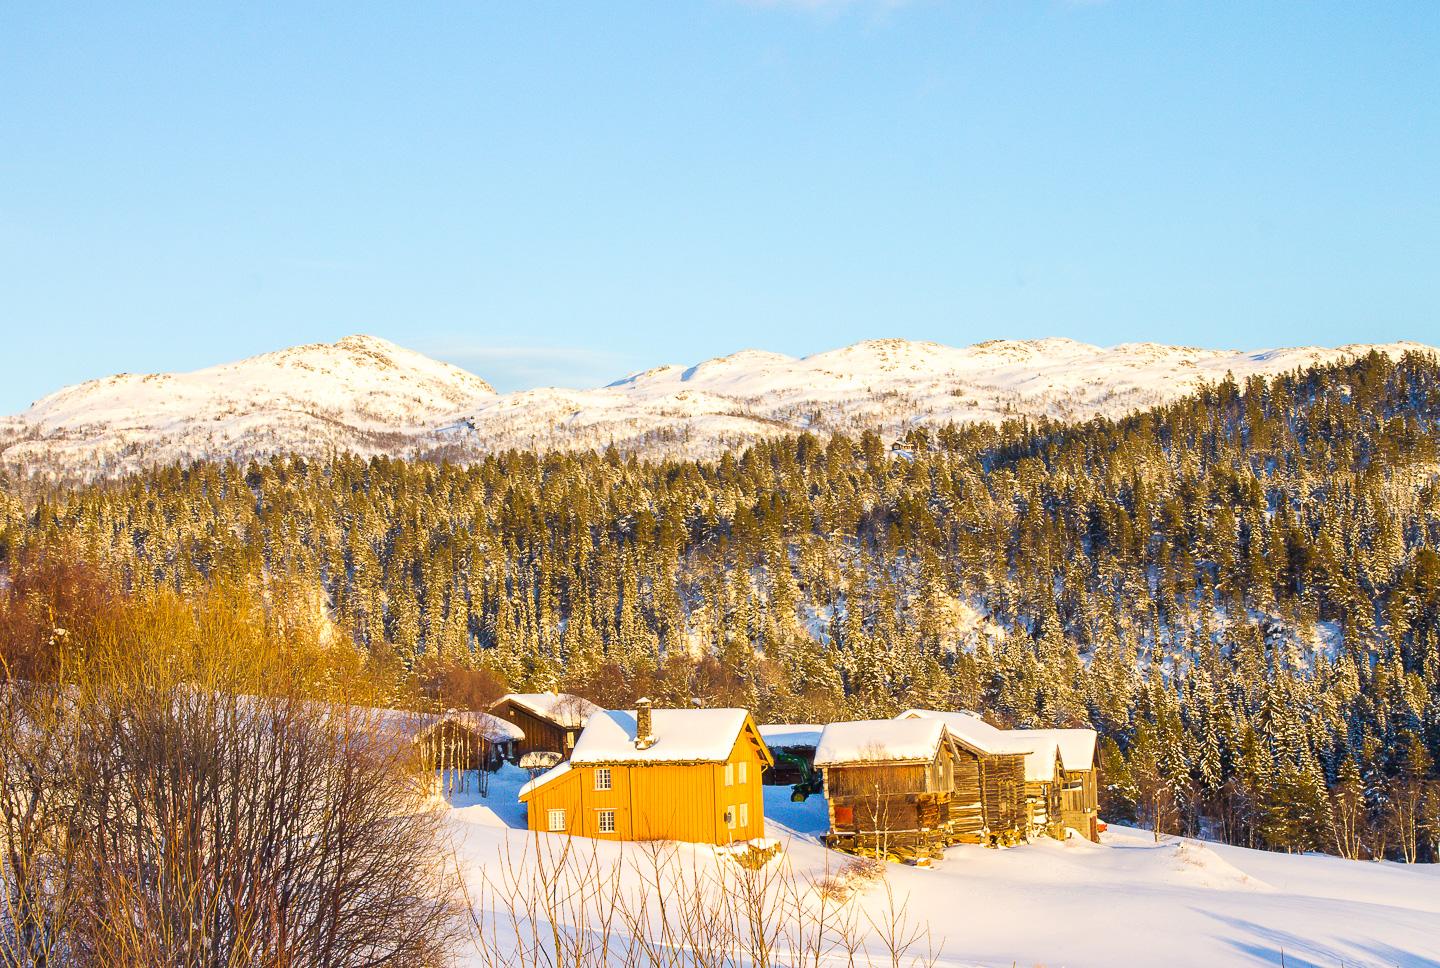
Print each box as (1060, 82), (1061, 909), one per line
(897, 710), (1101, 842)
(518, 699), (775, 845)
(489, 692), (603, 758)
(415, 710), (524, 771)
(1011, 728), (1101, 841)
(414, 709), (525, 799)
(814, 718), (1028, 856)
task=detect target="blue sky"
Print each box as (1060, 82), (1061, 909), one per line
(2, 2), (1437, 410)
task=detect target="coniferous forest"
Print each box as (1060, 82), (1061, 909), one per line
(3, 350), (1440, 862)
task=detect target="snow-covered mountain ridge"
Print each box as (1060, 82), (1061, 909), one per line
(3, 334), (1433, 478)
(444, 336), (1434, 458)
(1, 335), (495, 478)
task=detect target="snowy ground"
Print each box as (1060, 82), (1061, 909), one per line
(445, 766), (1440, 968)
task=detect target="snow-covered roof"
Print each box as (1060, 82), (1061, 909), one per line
(570, 708), (763, 765)
(443, 710), (525, 744)
(1010, 735), (1063, 782)
(896, 710), (1098, 779)
(1013, 728), (1098, 772)
(494, 692), (603, 728)
(895, 708), (1030, 757)
(814, 718), (948, 767)
(518, 760), (572, 799)
(758, 723), (823, 749)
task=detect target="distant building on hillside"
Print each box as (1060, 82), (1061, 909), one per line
(490, 691), (603, 758)
(517, 699), (774, 845)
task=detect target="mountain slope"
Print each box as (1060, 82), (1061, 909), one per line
(2, 335), (495, 478)
(441, 336), (1436, 457)
(4, 334), (1435, 477)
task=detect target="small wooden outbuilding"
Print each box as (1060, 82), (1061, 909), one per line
(891, 710), (1031, 844)
(815, 718), (961, 855)
(414, 709), (524, 772)
(490, 692), (603, 758)
(897, 710), (1101, 843)
(518, 699), (774, 845)
(1010, 728), (1101, 841)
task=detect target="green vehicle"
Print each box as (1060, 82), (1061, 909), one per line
(772, 748), (823, 801)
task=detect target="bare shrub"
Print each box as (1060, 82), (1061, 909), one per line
(815, 856), (886, 903)
(0, 575), (463, 968)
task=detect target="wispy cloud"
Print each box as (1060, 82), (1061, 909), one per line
(413, 340), (631, 393)
(736, 0), (911, 11)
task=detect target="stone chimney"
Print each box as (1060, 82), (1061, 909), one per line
(635, 697), (655, 751)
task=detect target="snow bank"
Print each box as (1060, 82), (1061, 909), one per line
(446, 777), (1440, 967)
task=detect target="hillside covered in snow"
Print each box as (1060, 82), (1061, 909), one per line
(0, 335), (496, 479)
(2, 335), (1434, 479)
(442, 337), (1436, 458)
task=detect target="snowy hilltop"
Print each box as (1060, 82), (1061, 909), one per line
(442, 336), (1435, 458)
(1, 335), (496, 479)
(2, 334), (1434, 478)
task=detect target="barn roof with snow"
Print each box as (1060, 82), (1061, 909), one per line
(814, 718), (948, 767)
(439, 709), (525, 744)
(894, 708), (1028, 756)
(494, 692), (603, 729)
(1012, 728), (1098, 772)
(895, 709), (1098, 781)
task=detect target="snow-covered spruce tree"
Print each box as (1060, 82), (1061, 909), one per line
(5, 350), (1440, 860)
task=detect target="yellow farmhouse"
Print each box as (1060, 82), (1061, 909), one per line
(518, 699), (774, 844)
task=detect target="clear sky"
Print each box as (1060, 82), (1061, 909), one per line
(2, 2), (1437, 411)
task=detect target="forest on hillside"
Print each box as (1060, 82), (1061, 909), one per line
(2, 351), (1439, 861)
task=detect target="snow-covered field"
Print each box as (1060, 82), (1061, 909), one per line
(446, 766), (1440, 968)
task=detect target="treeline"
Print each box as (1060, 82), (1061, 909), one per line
(3, 351), (1440, 860)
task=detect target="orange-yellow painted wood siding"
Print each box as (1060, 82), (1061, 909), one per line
(519, 722), (770, 845)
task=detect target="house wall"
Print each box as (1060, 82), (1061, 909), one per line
(521, 766), (585, 835)
(949, 749), (986, 838)
(521, 729), (768, 845)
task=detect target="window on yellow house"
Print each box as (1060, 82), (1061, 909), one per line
(598, 809), (616, 834)
(547, 808), (566, 832)
(594, 767), (612, 791)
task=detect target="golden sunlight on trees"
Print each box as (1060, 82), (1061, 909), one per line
(0, 557), (462, 968)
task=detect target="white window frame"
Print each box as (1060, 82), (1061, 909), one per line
(566, 731), (575, 749)
(598, 809), (616, 834)
(738, 803), (748, 827)
(724, 763), (734, 786)
(737, 761), (747, 784)
(725, 806), (736, 830)
(547, 808), (566, 832)
(594, 767), (612, 791)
